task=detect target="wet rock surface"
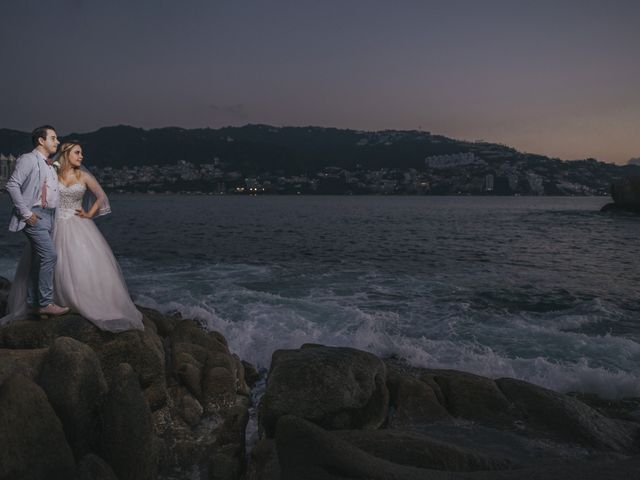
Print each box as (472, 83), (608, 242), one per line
(250, 346), (640, 480)
(0, 302), (251, 480)
(260, 344), (389, 436)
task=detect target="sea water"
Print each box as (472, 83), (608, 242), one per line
(1, 194), (638, 399)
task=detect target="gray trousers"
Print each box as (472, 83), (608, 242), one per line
(22, 207), (57, 307)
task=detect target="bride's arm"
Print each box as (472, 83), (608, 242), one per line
(77, 171), (109, 218)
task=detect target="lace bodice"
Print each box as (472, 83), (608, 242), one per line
(57, 182), (86, 219)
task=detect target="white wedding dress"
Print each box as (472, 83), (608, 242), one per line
(1, 181), (144, 332)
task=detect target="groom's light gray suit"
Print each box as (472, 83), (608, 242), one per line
(6, 149), (59, 307)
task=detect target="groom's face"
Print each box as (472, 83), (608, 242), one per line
(39, 129), (60, 156)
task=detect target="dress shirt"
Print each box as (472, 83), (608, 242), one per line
(32, 150), (59, 211)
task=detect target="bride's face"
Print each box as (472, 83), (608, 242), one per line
(68, 146), (83, 168)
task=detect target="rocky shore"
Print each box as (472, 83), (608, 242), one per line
(1, 279), (639, 479)
(601, 175), (640, 213)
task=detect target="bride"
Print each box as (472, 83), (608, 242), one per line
(2, 141), (144, 332)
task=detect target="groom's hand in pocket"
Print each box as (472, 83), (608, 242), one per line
(25, 213), (39, 226)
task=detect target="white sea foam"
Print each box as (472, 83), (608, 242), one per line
(134, 268), (640, 400)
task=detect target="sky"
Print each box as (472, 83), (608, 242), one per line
(1, 0), (639, 164)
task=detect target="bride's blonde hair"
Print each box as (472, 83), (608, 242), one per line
(56, 141), (83, 181)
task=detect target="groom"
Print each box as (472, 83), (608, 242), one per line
(6, 125), (70, 316)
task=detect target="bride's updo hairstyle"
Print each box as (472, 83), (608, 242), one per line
(56, 140), (83, 181)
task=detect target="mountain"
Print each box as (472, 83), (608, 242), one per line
(2, 124), (639, 196)
(0, 124), (506, 173)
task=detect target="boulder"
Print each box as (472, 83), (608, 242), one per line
(0, 373), (75, 480)
(0, 308), (253, 478)
(0, 313), (168, 410)
(202, 366), (237, 411)
(430, 369), (518, 425)
(99, 363), (158, 480)
(90, 327), (167, 408)
(0, 347), (48, 384)
(245, 438), (280, 480)
(170, 319), (230, 356)
(386, 366), (451, 426)
(275, 415), (448, 480)
(274, 415), (640, 480)
(138, 306), (178, 337)
(497, 377), (640, 453)
(210, 405), (249, 480)
(334, 429), (514, 471)
(0, 276), (10, 316)
(242, 360), (260, 388)
(38, 336), (108, 459)
(180, 392), (204, 426)
(0, 314), (103, 349)
(604, 175), (640, 213)
(76, 453), (119, 480)
(177, 361), (203, 398)
(260, 344), (389, 437)
(170, 320), (249, 412)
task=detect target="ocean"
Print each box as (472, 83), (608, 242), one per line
(1, 194), (639, 399)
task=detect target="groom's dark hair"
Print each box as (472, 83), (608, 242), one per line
(32, 125), (56, 147)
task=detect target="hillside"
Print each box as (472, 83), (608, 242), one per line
(2, 125), (639, 195)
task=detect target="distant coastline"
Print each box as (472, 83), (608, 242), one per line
(2, 124), (639, 196)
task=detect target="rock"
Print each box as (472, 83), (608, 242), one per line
(214, 403), (250, 478)
(174, 341), (209, 368)
(180, 392), (204, 426)
(0, 276), (10, 316)
(245, 438), (281, 480)
(242, 360), (260, 388)
(569, 393), (640, 422)
(334, 429), (514, 471)
(204, 352), (250, 398)
(0, 373), (76, 480)
(0, 347), (48, 384)
(202, 366), (237, 411)
(232, 353), (251, 396)
(99, 363), (158, 480)
(0, 313), (103, 349)
(275, 415), (444, 480)
(157, 406), (227, 479)
(0, 313), (168, 410)
(497, 377), (640, 453)
(0, 308), (252, 478)
(210, 329), (229, 348)
(431, 369), (518, 425)
(38, 336), (108, 459)
(76, 453), (119, 480)
(170, 319), (230, 356)
(217, 404), (250, 447)
(138, 306), (178, 337)
(386, 366), (451, 426)
(170, 319), (249, 411)
(92, 328), (166, 407)
(260, 344), (389, 437)
(177, 361), (203, 398)
(210, 443), (244, 480)
(605, 175), (640, 213)
(274, 415), (640, 480)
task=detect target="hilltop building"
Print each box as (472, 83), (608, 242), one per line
(0, 153), (17, 190)
(425, 152), (486, 169)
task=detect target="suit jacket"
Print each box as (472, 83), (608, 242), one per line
(5, 149), (49, 232)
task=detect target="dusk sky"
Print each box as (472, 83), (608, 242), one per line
(1, 0), (638, 164)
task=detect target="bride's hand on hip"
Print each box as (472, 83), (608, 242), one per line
(75, 209), (93, 219)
